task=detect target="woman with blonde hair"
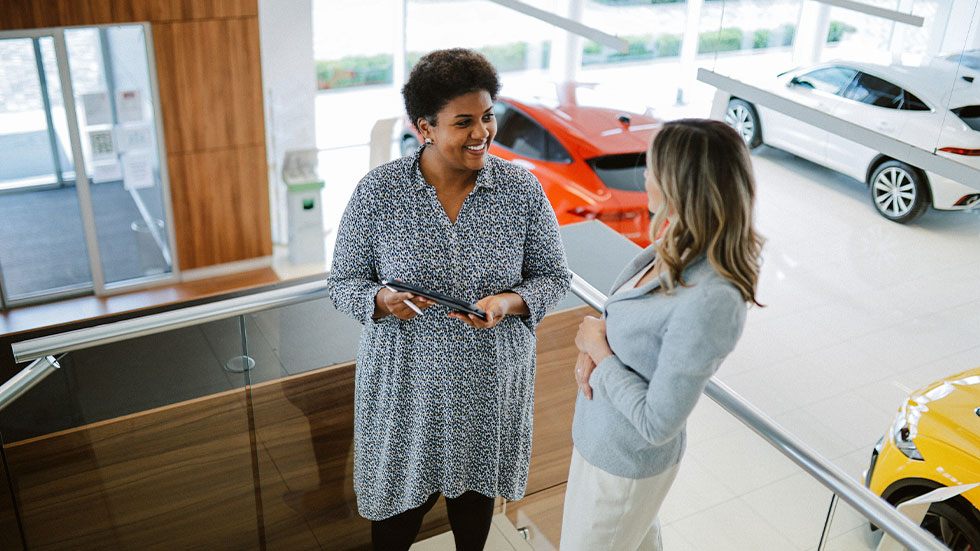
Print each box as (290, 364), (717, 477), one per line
(561, 118), (763, 550)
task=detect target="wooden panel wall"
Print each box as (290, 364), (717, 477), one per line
(0, 451), (24, 551)
(0, 0), (272, 271)
(5, 390), (262, 549)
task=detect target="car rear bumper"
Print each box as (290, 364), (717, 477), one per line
(927, 171), (980, 210)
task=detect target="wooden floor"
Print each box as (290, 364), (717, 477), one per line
(0, 267), (281, 338)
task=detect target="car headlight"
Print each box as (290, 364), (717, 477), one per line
(891, 409), (924, 461)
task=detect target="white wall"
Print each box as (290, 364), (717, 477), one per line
(258, 0), (317, 245)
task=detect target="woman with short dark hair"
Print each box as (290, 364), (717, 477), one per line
(327, 48), (570, 551)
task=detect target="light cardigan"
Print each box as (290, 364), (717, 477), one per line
(571, 246), (747, 478)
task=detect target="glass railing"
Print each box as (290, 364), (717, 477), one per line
(0, 271), (955, 550)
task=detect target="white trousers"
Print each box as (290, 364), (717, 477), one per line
(560, 447), (680, 551)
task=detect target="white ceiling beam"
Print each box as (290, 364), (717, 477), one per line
(487, 0), (628, 53)
(813, 0), (924, 27)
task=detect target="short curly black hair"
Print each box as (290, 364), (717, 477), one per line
(402, 48), (501, 132)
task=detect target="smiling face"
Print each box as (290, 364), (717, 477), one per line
(418, 90), (496, 175)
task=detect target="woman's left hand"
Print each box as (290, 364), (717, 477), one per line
(574, 351), (598, 400)
(575, 316), (613, 365)
(448, 293), (514, 329)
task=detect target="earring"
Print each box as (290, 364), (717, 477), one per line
(424, 137), (433, 144)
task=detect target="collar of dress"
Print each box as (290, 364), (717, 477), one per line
(408, 143), (497, 191)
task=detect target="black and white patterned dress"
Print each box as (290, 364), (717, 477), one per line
(327, 145), (571, 521)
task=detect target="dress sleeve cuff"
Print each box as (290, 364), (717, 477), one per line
(362, 283), (384, 325)
(509, 286), (539, 333)
(590, 354), (625, 395)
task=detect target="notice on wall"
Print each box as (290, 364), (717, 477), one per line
(92, 161), (122, 184)
(88, 129), (115, 159)
(117, 89), (144, 123)
(115, 123), (154, 152)
(81, 92), (112, 125)
(121, 151), (154, 190)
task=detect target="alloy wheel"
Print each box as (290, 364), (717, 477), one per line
(726, 104), (755, 145)
(872, 167), (916, 218)
(921, 510), (977, 551)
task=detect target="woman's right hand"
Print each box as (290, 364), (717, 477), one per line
(375, 288), (434, 320)
(574, 351), (597, 400)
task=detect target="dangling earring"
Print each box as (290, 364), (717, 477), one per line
(424, 137), (433, 145)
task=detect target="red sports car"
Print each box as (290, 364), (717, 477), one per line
(402, 97), (661, 247)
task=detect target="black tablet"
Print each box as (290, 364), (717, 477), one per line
(381, 279), (487, 320)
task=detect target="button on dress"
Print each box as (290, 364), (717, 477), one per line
(327, 146), (571, 520)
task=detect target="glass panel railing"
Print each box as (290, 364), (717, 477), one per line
(1, 259), (961, 551)
(0, 316), (259, 549)
(243, 296), (457, 548)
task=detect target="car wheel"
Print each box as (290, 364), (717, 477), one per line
(869, 160), (930, 223)
(892, 498), (980, 551)
(725, 99), (762, 149)
(401, 134), (421, 157)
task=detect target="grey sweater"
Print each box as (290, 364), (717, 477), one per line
(571, 247), (747, 478)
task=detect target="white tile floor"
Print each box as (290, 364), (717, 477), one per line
(659, 146), (980, 551)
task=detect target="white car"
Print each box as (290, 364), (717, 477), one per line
(725, 61), (980, 222)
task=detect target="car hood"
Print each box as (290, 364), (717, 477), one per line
(905, 366), (980, 456)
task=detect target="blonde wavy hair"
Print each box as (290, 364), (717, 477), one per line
(647, 119), (764, 305)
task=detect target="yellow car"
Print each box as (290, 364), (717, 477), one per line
(864, 366), (980, 550)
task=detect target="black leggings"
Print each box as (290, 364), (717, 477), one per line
(371, 491), (495, 551)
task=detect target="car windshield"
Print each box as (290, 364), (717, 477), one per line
(588, 153), (646, 192)
(952, 105), (980, 131)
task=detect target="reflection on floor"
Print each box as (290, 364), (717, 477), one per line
(412, 515), (534, 551)
(504, 147), (980, 551)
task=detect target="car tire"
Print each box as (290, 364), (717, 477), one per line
(868, 160), (930, 223)
(401, 134), (421, 157)
(892, 497), (980, 551)
(725, 99), (762, 149)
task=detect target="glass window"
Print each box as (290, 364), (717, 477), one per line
(65, 26), (174, 286)
(795, 67), (857, 94)
(841, 72), (904, 109)
(951, 105), (980, 131)
(493, 101), (570, 163)
(588, 153), (646, 192)
(494, 102), (546, 159)
(902, 90), (929, 111)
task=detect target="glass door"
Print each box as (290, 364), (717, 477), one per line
(0, 25), (177, 308)
(0, 35), (94, 303)
(65, 26), (175, 287)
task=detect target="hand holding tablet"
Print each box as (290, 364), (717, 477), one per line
(382, 279), (488, 321)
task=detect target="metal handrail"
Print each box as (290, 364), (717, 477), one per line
(569, 277), (948, 551)
(0, 356), (59, 412)
(11, 279), (330, 363)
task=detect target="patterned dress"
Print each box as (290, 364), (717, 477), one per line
(327, 146), (571, 521)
